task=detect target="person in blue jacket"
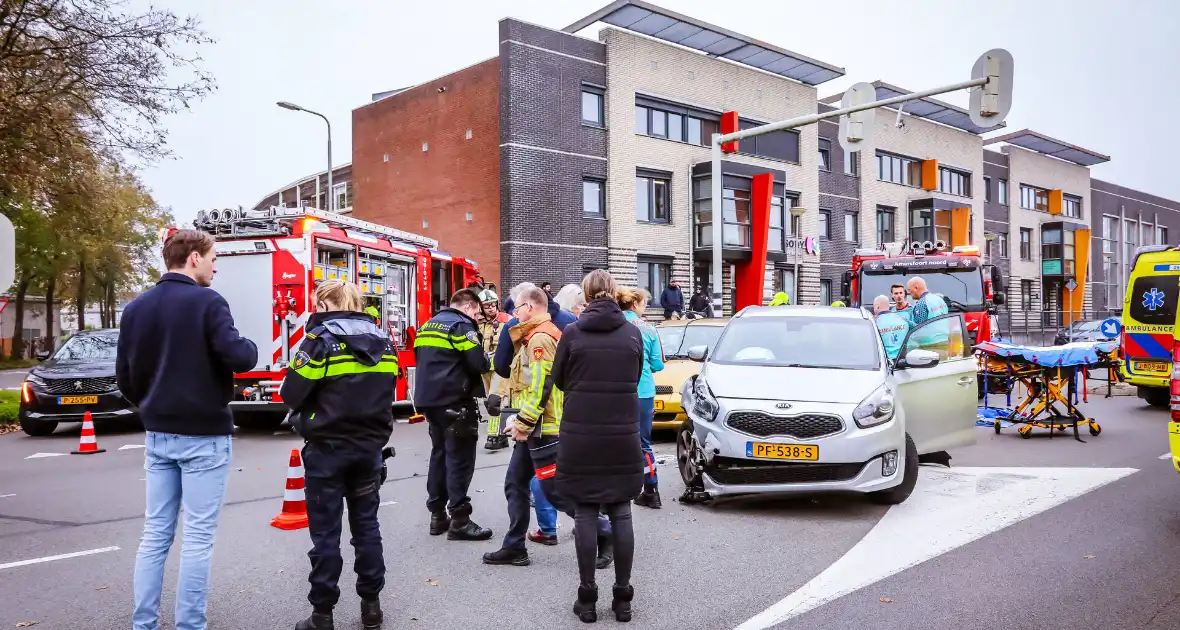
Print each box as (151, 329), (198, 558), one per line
(617, 287), (666, 508)
(873, 295), (910, 361)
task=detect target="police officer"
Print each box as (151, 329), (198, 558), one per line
(280, 280), (399, 630)
(477, 289), (510, 451)
(413, 288), (494, 541)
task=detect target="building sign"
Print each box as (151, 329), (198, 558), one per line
(785, 237), (819, 256)
(1042, 259), (1062, 275)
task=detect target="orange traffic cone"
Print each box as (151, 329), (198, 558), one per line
(71, 411), (105, 455)
(271, 449), (309, 530)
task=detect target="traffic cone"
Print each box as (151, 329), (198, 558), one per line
(271, 448), (308, 530)
(71, 412), (105, 455)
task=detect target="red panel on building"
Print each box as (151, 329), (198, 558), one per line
(720, 111), (739, 154)
(734, 173), (773, 311)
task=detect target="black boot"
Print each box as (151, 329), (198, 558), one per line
(611, 584), (634, 623)
(360, 599), (382, 629)
(448, 516), (493, 541)
(429, 511), (450, 536)
(487, 434), (509, 451)
(595, 535), (614, 570)
(482, 547), (531, 566)
(634, 482), (662, 509)
(573, 583), (598, 623)
(295, 611), (334, 630)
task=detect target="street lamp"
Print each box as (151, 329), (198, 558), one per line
(277, 101), (334, 211)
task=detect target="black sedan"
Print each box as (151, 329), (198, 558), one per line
(19, 329), (137, 436)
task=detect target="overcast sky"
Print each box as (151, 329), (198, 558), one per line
(142, 0), (1180, 227)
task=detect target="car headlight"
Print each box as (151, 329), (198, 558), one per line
(689, 375), (719, 422)
(852, 385), (895, 428)
(25, 374), (47, 387)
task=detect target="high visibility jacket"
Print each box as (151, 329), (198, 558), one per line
(280, 311), (398, 450)
(768, 292), (790, 306)
(506, 314), (563, 436)
(909, 292), (951, 345)
(412, 307), (490, 407)
(478, 316), (506, 372)
(875, 311), (911, 360)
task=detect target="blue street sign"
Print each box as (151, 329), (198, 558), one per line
(1099, 317), (1122, 340)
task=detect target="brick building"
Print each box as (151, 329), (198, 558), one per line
(345, 0), (1178, 319)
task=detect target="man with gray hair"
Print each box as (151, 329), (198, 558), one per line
(873, 295), (910, 360)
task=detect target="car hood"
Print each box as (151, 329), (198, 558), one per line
(702, 363), (882, 404)
(33, 360), (117, 378)
(654, 359), (703, 394)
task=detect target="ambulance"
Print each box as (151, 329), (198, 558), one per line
(1119, 245), (1180, 409)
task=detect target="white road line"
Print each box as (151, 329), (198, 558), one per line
(379, 500), (398, 507)
(118, 444), (146, 451)
(25, 452), (66, 459)
(0, 546), (120, 571)
(0, 493), (14, 499)
(1159, 453), (1172, 460)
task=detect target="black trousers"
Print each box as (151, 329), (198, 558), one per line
(424, 403), (479, 515)
(302, 440), (385, 612)
(503, 435), (573, 551)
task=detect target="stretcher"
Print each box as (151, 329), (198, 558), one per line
(976, 339), (1122, 442)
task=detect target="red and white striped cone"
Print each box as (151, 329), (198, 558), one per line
(270, 448), (308, 530)
(71, 411), (105, 455)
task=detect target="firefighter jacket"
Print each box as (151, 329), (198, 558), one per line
(478, 315), (506, 372)
(506, 314), (562, 436)
(280, 311), (399, 451)
(412, 307), (489, 407)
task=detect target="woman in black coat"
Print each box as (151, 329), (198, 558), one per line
(552, 269), (644, 624)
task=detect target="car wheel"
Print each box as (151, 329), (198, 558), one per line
(233, 411), (284, 431)
(676, 422), (700, 486)
(1144, 389), (1170, 409)
(868, 433), (918, 506)
(19, 417), (57, 437)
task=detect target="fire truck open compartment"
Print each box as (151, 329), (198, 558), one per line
(357, 247), (415, 350)
(210, 252), (275, 373)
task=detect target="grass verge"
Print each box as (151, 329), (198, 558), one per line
(0, 390), (19, 425)
(0, 358), (38, 371)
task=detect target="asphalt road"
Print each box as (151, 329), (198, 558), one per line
(0, 368), (28, 390)
(0, 393), (1177, 629)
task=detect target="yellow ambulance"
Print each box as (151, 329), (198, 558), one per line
(1120, 245), (1180, 409)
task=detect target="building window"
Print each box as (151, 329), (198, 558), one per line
(1103, 257), (1119, 309)
(634, 105), (648, 135)
(637, 258), (671, 306)
(819, 210), (831, 240)
(819, 138), (831, 171)
(938, 167), (972, 197)
(581, 87), (604, 127)
(844, 212), (859, 243)
(634, 99), (719, 148)
(845, 150), (859, 176)
(876, 206), (895, 245)
(983, 176), (992, 202)
(1020, 185), (1049, 212)
(998, 179), (1009, 205)
(1144, 223), (1156, 246)
(333, 182), (352, 210)
(819, 280), (832, 305)
(767, 194), (799, 253)
(636, 172), (670, 223)
(1123, 219), (1138, 267)
(691, 177), (783, 249)
(1101, 215), (1118, 255)
(876, 151), (921, 187)
(790, 212), (802, 237)
(1062, 194), (1082, 219)
(582, 179), (605, 217)
(909, 208), (952, 244)
(1020, 279), (1033, 310)
(1159, 225), (1169, 247)
(774, 268), (796, 298)
(998, 232), (1009, 258)
(1019, 228), (1033, 260)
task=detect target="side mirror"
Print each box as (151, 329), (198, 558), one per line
(992, 291), (1006, 306)
(898, 348), (939, 369)
(687, 345), (709, 362)
(35, 350), (51, 361)
(990, 266), (1005, 292)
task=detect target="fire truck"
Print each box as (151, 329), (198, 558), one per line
(841, 239), (1006, 392)
(193, 206), (481, 430)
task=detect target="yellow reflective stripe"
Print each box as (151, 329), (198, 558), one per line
(294, 363), (326, 380)
(323, 361), (399, 378)
(414, 336), (453, 350)
(452, 340), (478, 351)
(518, 359), (551, 419)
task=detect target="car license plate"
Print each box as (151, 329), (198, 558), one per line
(746, 442), (819, 461)
(653, 400), (664, 411)
(57, 395), (98, 405)
(1135, 361), (1169, 373)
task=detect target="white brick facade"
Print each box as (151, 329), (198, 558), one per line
(601, 28), (822, 314)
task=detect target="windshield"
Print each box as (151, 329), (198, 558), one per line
(657, 323), (725, 358)
(711, 316), (881, 370)
(53, 333), (119, 362)
(1128, 276), (1178, 326)
(859, 269), (984, 311)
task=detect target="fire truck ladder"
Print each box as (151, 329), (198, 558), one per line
(194, 206), (438, 250)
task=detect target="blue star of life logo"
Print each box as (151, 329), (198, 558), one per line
(1142, 287), (1166, 311)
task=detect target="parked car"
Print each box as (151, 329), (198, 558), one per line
(1053, 317), (1121, 346)
(652, 318), (728, 430)
(19, 329), (136, 436)
(677, 306), (977, 504)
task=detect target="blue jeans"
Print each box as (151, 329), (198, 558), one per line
(529, 476), (557, 536)
(639, 397), (657, 484)
(132, 432), (232, 630)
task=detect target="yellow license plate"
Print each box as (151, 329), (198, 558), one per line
(1135, 361), (1169, 373)
(746, 442), (819, 461)
(653, 400), (664, 411)
(57, 396), (98, 405)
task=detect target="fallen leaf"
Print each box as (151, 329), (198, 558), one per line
(673, 536), (681, 540)
(16, 622), (41, 628)
(879, 598), (894, 604)
(426, 578), (440, 586)
(1084, 554), (1096, 559)
(94, 586), (108, 590)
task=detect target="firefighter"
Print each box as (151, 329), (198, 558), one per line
(364, 304), (380, 323)
(768, 291), (790, 306)
(478, 289), (511, 451)
(279, 280), (399, 630)
(831, 300), (847, 307)
(412, 288), (494, 541)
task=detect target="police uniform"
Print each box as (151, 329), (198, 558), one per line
(280, 311), (399, 630)
(412, 306), (493, 540)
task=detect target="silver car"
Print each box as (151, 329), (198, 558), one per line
(677, 306), (977, 505)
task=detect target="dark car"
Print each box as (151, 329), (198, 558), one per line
(19, 329), (137, 436)
(1053, 317), (1122, 346)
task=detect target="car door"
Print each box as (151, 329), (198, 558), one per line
(890, 314), (978, 454)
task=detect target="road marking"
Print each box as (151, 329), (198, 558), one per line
(25, 452), (66, 459)
(735, 466), (1137, 630)
(0, 493), (14, 499)
(379, 500), (398, 507)
(0, 546), (120, 571)
(1159, 453), (1172, 460)
(118, 444), (146, 451)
